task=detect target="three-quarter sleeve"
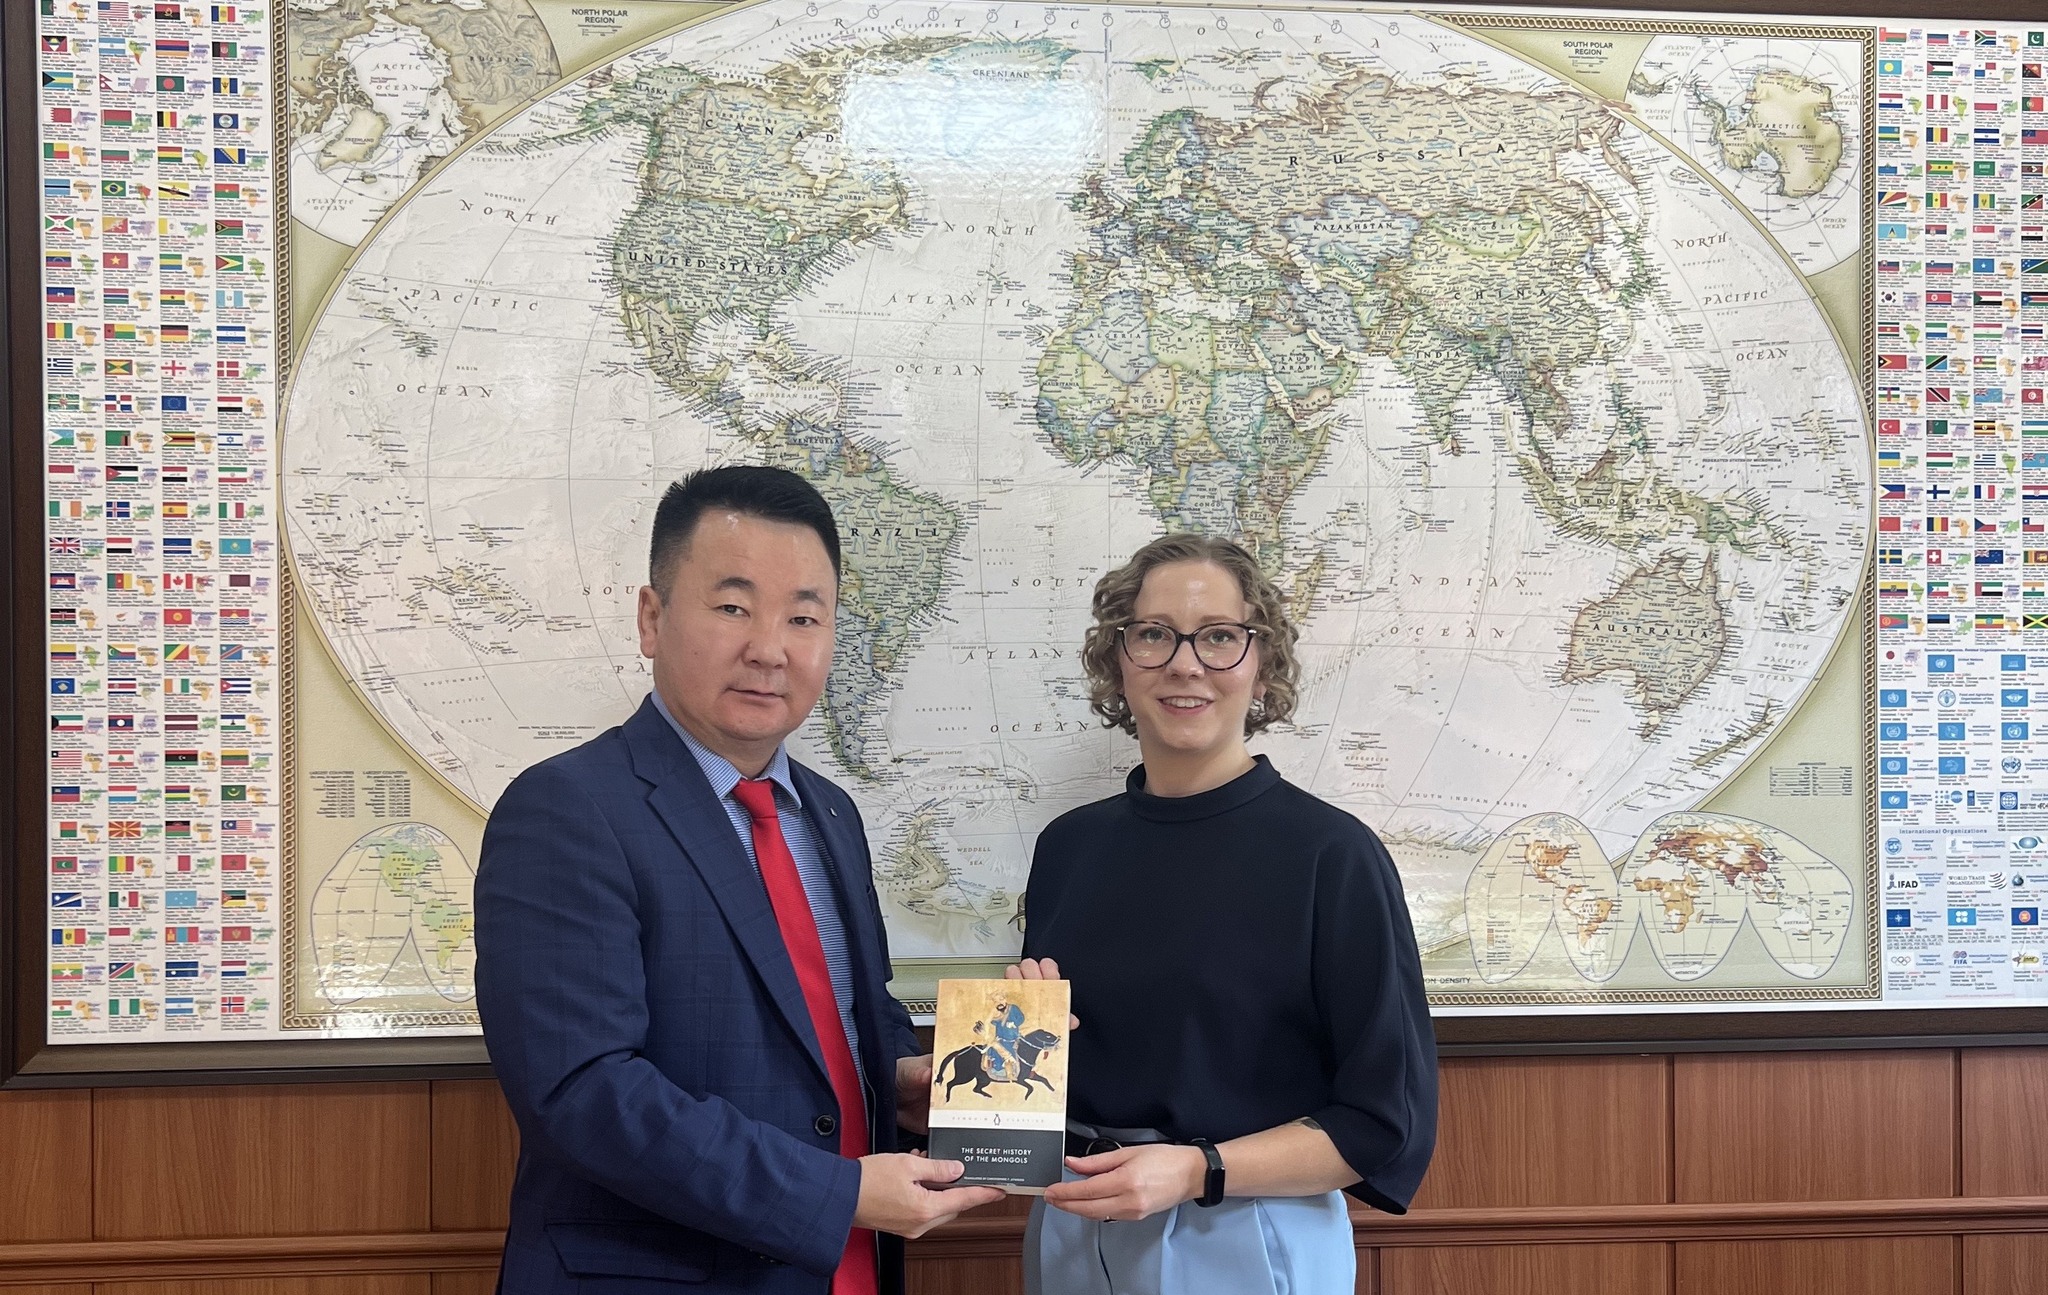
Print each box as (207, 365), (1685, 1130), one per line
(1306, 828), (1440, 1213)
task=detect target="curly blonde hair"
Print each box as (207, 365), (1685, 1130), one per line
(1081, 533), (1302, 737)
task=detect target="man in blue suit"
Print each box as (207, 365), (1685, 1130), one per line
(477, 466), (1002, 1293)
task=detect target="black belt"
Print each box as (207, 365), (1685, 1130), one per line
(1064, 1119), (1175, 1158)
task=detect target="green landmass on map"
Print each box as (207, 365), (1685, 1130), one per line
(521, 45), (1001, 777)
(1034, 65), (1798, 630)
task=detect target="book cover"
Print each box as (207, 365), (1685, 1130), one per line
(925, 977), (1070, 1193)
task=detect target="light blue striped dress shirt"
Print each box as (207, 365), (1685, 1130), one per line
(651, 691), (865, 1078)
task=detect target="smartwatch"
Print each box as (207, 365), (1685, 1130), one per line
(1188, 1139), (1226, 1207)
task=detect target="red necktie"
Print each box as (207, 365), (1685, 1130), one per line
(730, 778), (876, 1295)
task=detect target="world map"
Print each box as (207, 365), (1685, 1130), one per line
(280, 1), (1872, 1000)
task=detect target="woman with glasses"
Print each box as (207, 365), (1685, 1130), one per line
(1009, 532), (1436, 1294)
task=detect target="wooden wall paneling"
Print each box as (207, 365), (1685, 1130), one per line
(1672, 1051), (1956, 1203)
(1378, 1242), (1668, 1295)
(1960, 1049), (2048, 1197)
(4, 1287), (90, 1295)
(428, 1082), (518, 1232)
(1963, 1234), (2048, 1295)
(92, 1280), (433, 1295)
(1409, 1056), (1670, 1209)
(1676, 1237), (1955, 1295)
(91, 1085), (432, 1241)
(429, 1272), (500, 1295)
(0, 1091), (92, 1243)
(905, 1256), (1021, 1295)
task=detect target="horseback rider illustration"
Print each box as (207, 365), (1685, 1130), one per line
(937, 996), (1062, 1100)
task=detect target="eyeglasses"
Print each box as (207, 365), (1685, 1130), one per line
(1118, 621), (1259, 671)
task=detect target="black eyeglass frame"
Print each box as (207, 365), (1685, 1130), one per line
(1116, 620), (1261, 671)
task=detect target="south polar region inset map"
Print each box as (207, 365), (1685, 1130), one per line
(280, 2), (1872, 1003)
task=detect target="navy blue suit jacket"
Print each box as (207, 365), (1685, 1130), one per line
(476, 698), (922, 1292)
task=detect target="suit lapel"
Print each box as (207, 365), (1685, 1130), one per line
(790, 761), (886, 993)
(624, 700), (830, 1089)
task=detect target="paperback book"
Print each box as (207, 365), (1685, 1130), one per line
(925, 978), (1070, 1193)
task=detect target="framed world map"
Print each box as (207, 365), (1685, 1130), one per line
(10, 0), (2048, 1082)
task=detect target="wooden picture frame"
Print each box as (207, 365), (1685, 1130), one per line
(8, 0), (2048, 1086)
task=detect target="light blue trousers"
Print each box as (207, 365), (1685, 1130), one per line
(1023, 1179), (1356, 1295)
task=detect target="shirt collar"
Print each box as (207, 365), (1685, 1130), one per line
(649, 689), (802, 808)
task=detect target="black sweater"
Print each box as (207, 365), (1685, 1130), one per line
(1022, 755), (1438, 1213)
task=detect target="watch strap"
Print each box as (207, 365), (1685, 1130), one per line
(1189, 1138), (1225, 1207)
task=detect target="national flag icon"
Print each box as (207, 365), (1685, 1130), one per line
(50, 715), (84, 734)
(109, 821), (143, 840)
(156, 74), (185, 93)
(52, 929), (90, 947)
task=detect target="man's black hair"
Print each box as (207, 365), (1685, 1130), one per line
(649, 466), (842, 595)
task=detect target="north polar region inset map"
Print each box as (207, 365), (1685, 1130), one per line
(287, 0), (561, 246)
(279, 1), (1871, 999)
